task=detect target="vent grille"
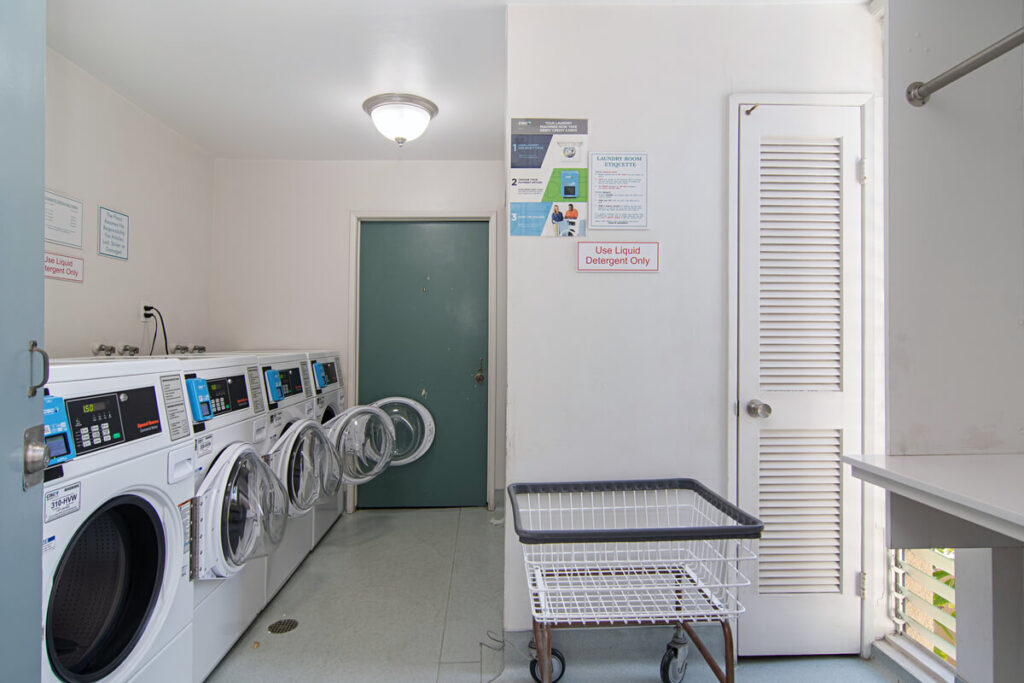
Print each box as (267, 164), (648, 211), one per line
(759, 141), (842, 392)
(758, 429), (842, 594)
(267, 618), (298, 634)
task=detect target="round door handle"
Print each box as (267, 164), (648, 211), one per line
(747, 400), (772, 419)
(474, 357), (485, 384)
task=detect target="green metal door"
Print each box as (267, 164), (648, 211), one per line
(357, 221), (488, 507)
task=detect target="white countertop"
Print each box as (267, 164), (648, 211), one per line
(842, 453), (1024, 543)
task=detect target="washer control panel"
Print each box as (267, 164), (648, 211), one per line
(43, 394), (76, 466)
(264, 366), (304, 404)
(63, 386), (162, 456)
(313, 361), (339, 390)
(186, 378), (213, 421)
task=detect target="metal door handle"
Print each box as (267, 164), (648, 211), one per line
(23, 424), (48, 490)
(474, 357), (485, 384)
(28, 340), (49, 397)
(747, 400), (772, 418)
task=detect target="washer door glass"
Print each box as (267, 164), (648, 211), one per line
(326, 406), (396, 485)
(222, 450), (287, 564)
(46, 495), (164, 682)
(272, 420), (331, 513)
(197, 443), (288, 579)
(371, 397), (435, 467)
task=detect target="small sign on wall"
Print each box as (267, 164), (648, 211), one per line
(44, 252), (84, 283)
(577, 242), (659, 272)
(98, 206), (129, 260)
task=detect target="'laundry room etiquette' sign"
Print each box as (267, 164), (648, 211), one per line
(44, 252), (84, 283)
(590, 153), (648, 229)
(509, 118), (588, 238)
(98, 206), (129, 260)
(577, 242), (659, 272)
(44, 189), (84, 248)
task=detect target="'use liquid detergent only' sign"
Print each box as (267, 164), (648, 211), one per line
(577, 242), (659, 272)
(44, 252), (84, 283)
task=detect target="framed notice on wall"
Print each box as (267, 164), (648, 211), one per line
(44, 190), (84, 248)
(98, 206), (129, 260)
(590, 153), (647, 229)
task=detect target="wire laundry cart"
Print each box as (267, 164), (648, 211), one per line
(508, 479), (762, 683)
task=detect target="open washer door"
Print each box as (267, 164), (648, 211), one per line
(370, 397), (435, 467)
(195, 443), (288, 580)
(325, 406), (396, 485)
(269, 419), (335, 516)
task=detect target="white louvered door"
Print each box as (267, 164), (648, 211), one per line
(737, 104), (863, 655)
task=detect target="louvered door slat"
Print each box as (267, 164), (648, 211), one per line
(758, 138), (842, 393)
(758, 429), (842, 594)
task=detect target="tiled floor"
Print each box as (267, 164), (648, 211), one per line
(208, 506), (505, 682)
(210, 504), (900, 683)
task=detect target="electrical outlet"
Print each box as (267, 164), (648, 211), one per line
(140, 300), (152, 323)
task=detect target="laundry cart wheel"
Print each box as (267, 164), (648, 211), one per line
(529, 648), (565, 683)
(660, 643), (689, 683)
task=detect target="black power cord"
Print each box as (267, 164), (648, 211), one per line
(144, 305), (169, 355)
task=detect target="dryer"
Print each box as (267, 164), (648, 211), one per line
(42, 358), (195, 683)
(257, 352), (324, 599)
(176, 354), (283, 683)
(306, 350), (345, 544)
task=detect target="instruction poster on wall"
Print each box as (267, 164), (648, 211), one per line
(509, 118), (588, 237)
(98, 206), (129, 260)
(44, 190), (83, 248)
(590, 153), (647, 229)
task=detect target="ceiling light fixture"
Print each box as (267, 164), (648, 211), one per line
(362, 93), (439, 147)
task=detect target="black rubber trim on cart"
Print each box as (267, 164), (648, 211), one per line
(507, 478), (763, 544)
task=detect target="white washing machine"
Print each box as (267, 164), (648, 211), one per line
(176, 354), (283, 683)
(42, 358), (195, 683)
(257, 352), (322, 599)
(306, 350), (346, 544)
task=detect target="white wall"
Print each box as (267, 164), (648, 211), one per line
(209, 159), (507, 482)
(504, 3), (882, 630)
(886, 0), (1024, 456)
(44, 49), (214, 358)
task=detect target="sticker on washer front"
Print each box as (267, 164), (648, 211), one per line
(42, 535), (56, 553)
(178, 500), (192, 578)
(45, 482), (81, 522)
(304, 402), (313, 417)
(160, 374), (192, 441)
(195, 434), (214, 458)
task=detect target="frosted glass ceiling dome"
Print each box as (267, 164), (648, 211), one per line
(362, 93), (439, 146)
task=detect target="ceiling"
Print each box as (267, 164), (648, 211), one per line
(47, 0), (867, 161)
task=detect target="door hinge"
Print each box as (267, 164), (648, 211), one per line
(858, 570), (868, 599)
(189, 497), (199, 581)
(856, 159), (868, 185)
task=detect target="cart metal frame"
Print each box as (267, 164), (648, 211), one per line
(509, 479), (763, 683)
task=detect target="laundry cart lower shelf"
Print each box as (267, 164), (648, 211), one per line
(508, 479), (762, 683)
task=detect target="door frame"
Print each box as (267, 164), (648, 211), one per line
(348, 211), (500, 510)
(726, 93), (887, 655)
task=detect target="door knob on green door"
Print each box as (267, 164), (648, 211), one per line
(474, 357), (485, 384)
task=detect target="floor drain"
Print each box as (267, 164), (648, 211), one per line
(268, 618), (298, 634)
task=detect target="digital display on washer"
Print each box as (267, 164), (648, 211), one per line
(65, 387), (162, 456)
(277, 367), (304, 399)
(205, 374), (250, 415)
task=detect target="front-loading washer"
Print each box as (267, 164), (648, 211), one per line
(256, 352), (324, 599)
(305, 350), (345, 544)
(42, 358), (195, 683)
(175, 354), (284, 682)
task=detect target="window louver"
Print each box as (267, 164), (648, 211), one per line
(757, 429), (842, 594)
(759, 141), (842, 392)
